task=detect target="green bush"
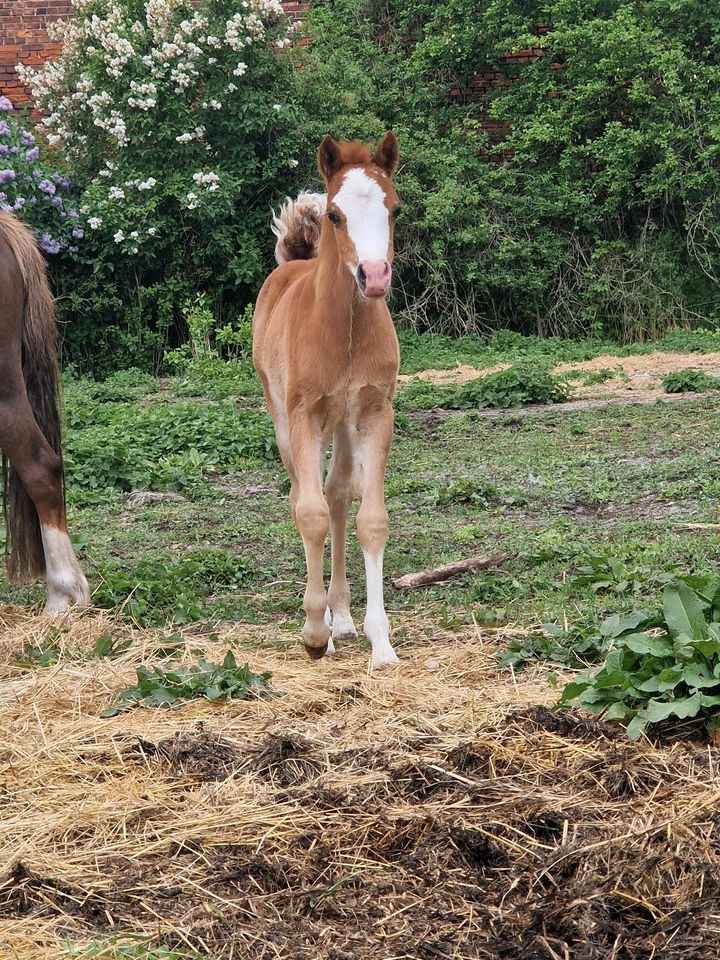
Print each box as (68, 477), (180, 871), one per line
(295, 0), (720, 339)
(21, 0), (306, 372)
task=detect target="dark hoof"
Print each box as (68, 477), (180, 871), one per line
(304, 641), (329, 661)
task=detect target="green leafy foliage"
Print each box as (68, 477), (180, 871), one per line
(431, 478), (499, 508)
(396, 366), (570, 411)
(64, 934), (205, 959)
(93, 549), (257, 626)
(14, 627), (131, 668)
(572, 551), (676, 596)
(101, 651), (274, 716)
(662, 369), (720, 393)
(560, 577), (720, 740)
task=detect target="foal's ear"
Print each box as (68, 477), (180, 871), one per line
(317, 135), (343, 182)
(372, 131), (399, 176)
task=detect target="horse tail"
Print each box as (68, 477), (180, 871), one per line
(271, 192), (326, 265)
(0, 212), (62, 583)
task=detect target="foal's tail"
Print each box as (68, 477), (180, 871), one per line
(271, 191), (326, 264)
(0, 213), (62, 583)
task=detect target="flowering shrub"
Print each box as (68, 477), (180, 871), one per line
(0, 96), (82, 255)
(19, 0), (305, 372)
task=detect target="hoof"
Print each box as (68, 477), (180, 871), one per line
(371, 647), (400, 670)
(304, 641), (329, 661)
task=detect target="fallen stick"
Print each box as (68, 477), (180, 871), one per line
(392, 553), (510, 590)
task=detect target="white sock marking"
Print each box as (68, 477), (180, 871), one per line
(362, 548), (398, 669)
(41, 525), (90, 614)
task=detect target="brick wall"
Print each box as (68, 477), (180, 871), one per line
(0, 0), (71, 107)
(0, 1), (312, 106)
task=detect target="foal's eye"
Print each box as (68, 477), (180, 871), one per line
(392, 204), (402, 219)
(327, 210), (341, 226)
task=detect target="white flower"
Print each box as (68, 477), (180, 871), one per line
(193, 171), (220, 191)
(186, 191), (199, 209)
(108, 186), (125, 200)
(114, 230), (124, 243)
(233, 62), (247, 77)
(88, 217), (102, 229)
(138, 177), (157, 191)
(227, 82), (237, 93)
(288, 158), (298, 168)
(272, 103), (282, 112)
(130, 230), (139, 239)
(148, 226), (157, 236)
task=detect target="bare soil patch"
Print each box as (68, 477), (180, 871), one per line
(400, 350), (720, 404)
(1, 608), (719, 959)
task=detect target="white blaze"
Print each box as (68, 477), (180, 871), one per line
(333, 168), (389, 267)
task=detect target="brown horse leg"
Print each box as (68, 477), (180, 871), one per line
(0, 385), (89, 614)
(325, 426), (357, 650)
(288, 412), (331, 659)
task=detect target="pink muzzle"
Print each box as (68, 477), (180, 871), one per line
(358, 259), (392, 298)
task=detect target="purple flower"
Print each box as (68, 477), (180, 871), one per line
(51, 196), (63, 209)
(13, 197), (25, 210)
(52, 173), (71, 190)
(0, 169), (15, 185)
(25, 147), (39, 162)
(0, 145), (9, 156)
(20, 131), (35, 147)
(0, 192), (6, 201)
(37, 178), (56, 195)
(0, 120), (9, 136)
(67, 208), (78, 219)
(39, 234), (61, 254)
(28, 196), (37, 205)
(68, 245), (78, 253)
(72, 227), (84, 239)
(0, 96), (14, 112)
(8, 146), (17, 155)
(0, 203), (11, 212)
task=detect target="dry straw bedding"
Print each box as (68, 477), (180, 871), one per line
(0, 608), (719, 959)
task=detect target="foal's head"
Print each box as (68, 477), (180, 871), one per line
(317, 132), (400, 299)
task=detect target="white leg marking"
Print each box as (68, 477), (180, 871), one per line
(41, 525), (90, 615)
(363, 548), (398, 669)
(331, 608), (357, 641)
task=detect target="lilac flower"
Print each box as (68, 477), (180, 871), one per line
(20, 131), (35, 147)
(0, 97), (14, 112)
(0, 192), (6, 201)
(0, 121), (9, 136)
(28, 196), (37, 205)
(68, 245), (78, 253)
(0, 203), (11, 212)
(0, 170), (15, 185)
(67, 208), (78, 219)
(0, 145), (9, 156)
(13, 197), (25, 210)
(72, 227), (84, 239)
(52, 174), (71, 190)
(25, 147), (40, 162)
(51, 196), (63, 209)
(39, 234), (61, 254)
(37, 179), (56, 195)
(8, 146), (17, 155)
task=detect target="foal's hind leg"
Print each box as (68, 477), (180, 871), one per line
(0, 389), (89, 614)
(324, 426), (357, 651)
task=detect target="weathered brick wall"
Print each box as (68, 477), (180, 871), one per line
(0, 1), (312, 106)
(0, 0), (71, 106)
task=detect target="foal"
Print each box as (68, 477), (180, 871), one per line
(0, 212), (89, 613)
(253, 133), (401, 668)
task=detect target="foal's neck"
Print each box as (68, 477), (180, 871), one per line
(314, 225), (376, 332)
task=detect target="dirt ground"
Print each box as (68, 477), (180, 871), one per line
(399, 350), (720, 404)
(1, 607), (719, 960)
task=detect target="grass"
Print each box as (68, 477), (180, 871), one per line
(3, 329), (720, 640)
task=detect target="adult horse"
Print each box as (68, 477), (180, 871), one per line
(254, 133), (401, 668)
(0, 212), (89, 613)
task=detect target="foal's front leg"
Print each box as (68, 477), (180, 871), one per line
(289, 412), (331, 659)
(325, 426), (357, 649)
(355, 402), (398, 669)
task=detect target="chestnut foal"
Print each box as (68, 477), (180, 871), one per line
(0, 213), (89, 613)
(254, 133), (402, 667)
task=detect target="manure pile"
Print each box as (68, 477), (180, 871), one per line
(0, 607), (719, 959)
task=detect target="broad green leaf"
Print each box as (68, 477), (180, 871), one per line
(645, 694), (703, 723)
(623, 633), (674, 657)
(663, 582), (708, 641)
(626, 714), (647, 741)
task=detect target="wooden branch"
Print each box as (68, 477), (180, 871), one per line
(392, 553), (510, 590)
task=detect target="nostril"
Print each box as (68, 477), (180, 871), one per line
(357, 264), (367, 286)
